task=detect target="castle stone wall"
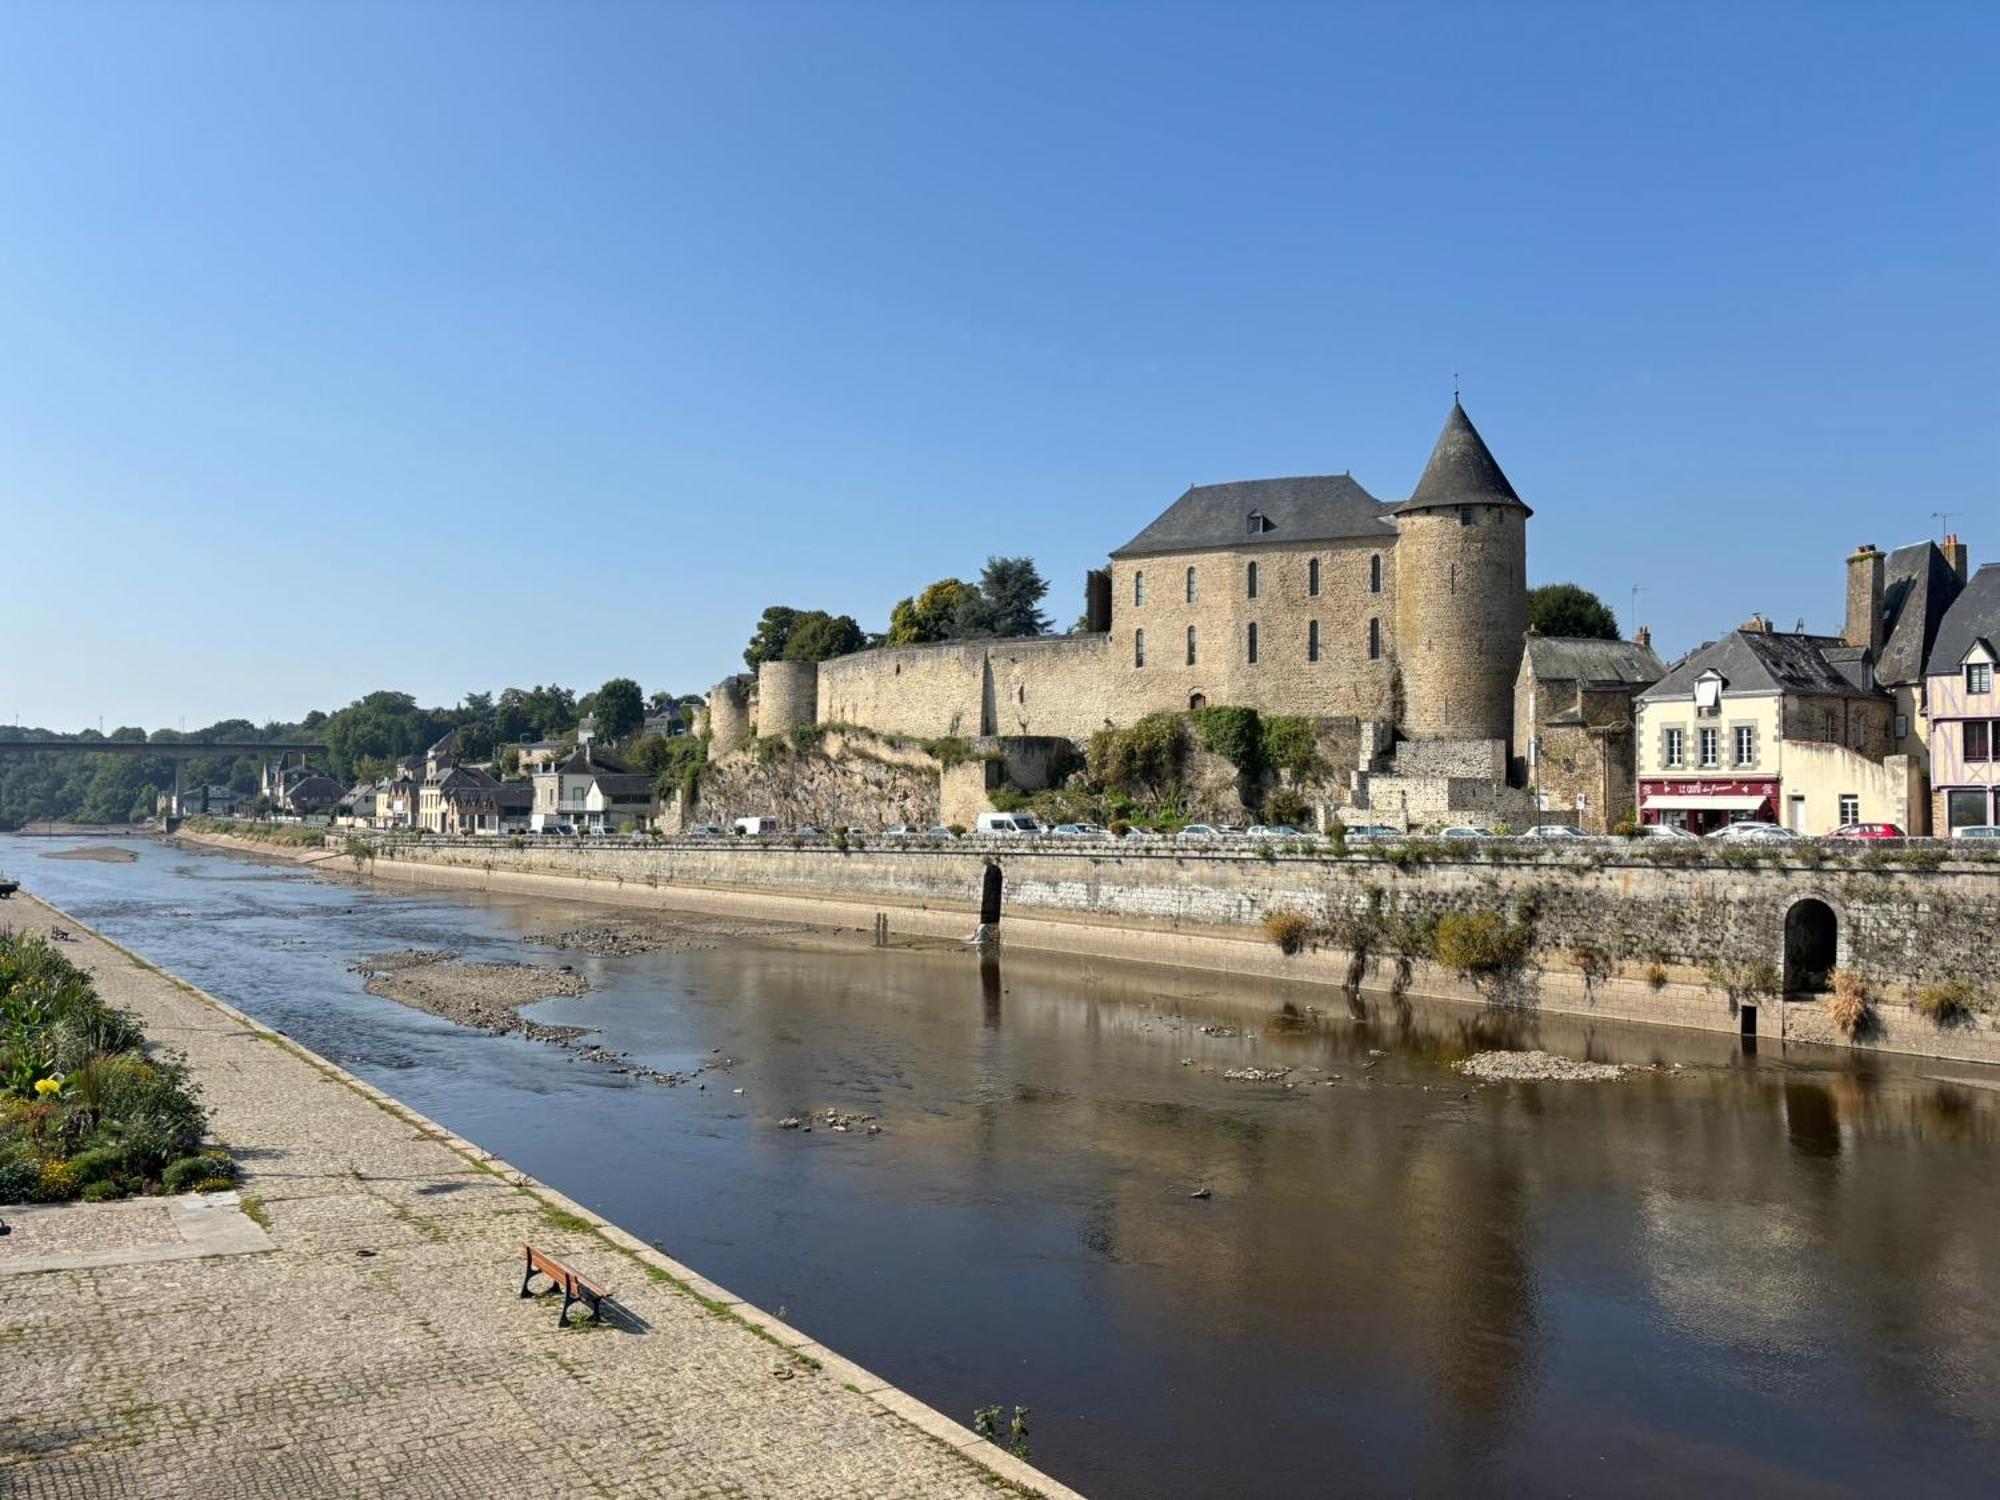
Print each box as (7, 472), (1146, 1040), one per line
(1106, 538), (1397, 722)
(707, 677), (752, 757)
(817, 643), (989, 739)
(756, 660), (819, 739)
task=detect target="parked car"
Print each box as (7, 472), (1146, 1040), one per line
(1439, 825), (1493, 839)
(1177, 823), (1221, 840)
(1826, 822), (1905, 840)
(1952, 824), (2000, 839)
(794, 826), (824, 838)
(1051, 822), (1106, 837)
(927, 825), (958, 839)
(976, 811), (1042, 835)
(1520, 824), (1585, 840)
(1629, 823), (1695, 839)
(1707, 821), (1798, 841)
(882, 825), (915, 837)
(685, 824), (723, 838)
(1341, 824), (1402, 841)
(1247, 824), (1306, 838)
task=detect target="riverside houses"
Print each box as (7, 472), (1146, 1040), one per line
(531, 744), (658, 833)
(1634, 618), (1911, 834)
(1925, 563), (2000, 832)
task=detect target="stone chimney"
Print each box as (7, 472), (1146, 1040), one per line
(1845, 544), (1884, 652)
(1942, 533), (1969, 583)
(1634, 624), (1652, 651)
(1741, 612), (1773, 634)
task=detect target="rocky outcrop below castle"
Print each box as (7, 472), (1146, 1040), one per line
(693, 729), (949, 831)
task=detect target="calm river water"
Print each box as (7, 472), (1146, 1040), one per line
(11, 834), (2000, 1498)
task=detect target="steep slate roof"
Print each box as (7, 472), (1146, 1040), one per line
(589, 773), (657, 798)
(1111, 474), (1394, 558)
(1524, 636), (1665, 687)
(554, 745), (632, 776)
(1876, 542), (1965, 687)
(1393, 402), (1532, 517)
(1925, 563), (2000, 677)
(1641, 631), (1885, 702)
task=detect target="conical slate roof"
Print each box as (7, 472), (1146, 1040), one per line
(1393, 402), (1532, 516)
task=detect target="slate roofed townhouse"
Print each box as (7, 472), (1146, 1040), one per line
(1634, 617), (1909, 835)
(1924, 561), (2000, 833)
(532, 745), (659, 833)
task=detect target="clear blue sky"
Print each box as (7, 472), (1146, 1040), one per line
(3, 1), (1994, 731)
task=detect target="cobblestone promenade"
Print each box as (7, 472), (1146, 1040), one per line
(0, 894), (1075, 1500)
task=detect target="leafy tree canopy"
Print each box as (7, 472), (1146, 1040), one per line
(1527, 583), (1620, 641)
(593, 677), (645, 741)
(886, 579), (972, 646)
(782, 611), (867, 662)
(956, 556), (1051, 639)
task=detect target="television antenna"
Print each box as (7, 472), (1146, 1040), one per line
(1933, 510), (1953, 538)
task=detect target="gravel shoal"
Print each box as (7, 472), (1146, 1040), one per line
(1456, 1050), (1628, 1083)
(38, 847), (139, 863)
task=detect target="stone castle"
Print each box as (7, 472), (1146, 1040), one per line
(702, 402), (1545, 826)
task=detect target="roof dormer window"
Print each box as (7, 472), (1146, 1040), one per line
(1693, 669), (1725, 713)
(1246, 510), (1271, 535)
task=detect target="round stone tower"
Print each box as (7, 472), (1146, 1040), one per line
(1391, 402), (1531, 743)
(706, 675), (753, 757)
(755, 659), (819, 740)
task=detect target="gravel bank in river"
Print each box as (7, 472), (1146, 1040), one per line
(349, 950), (727, 1086)
(1456, 1050), (1629, 1082)
(38, 846), (139, 863)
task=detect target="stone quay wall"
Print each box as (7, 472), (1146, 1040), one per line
(188, 827), (2000, 1067)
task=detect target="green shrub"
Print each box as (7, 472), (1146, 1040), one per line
(0, 1160), (35, 1203)
(64, 1143), (128, 1185)
(1086, 714), (1186, 798)
(1914, 977), (1980, 1027)
(1108, 820), (1130, 838)
(1263, 908), (1313, 956)
(1263, 788), (1311, 827)
(80, 1179), (122, 1202)
(30, 1158), (78, 1202)
(1259, 715), (1321, 778)
(162, 1151), (236, 1195)
(1189, 706), (1261, 776)
(1434, 910), (1534, 977)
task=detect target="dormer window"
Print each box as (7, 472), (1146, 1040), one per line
(1693, 670), (1725, 713)
(1971, 662), (1993, 696)
(1246, 510), (1271, 535)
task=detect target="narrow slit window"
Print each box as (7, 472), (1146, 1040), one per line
(1370, 554), (1382, 593)
(1308, 557), (1320, 596)
(1134, 570), (1146, 607)
(1134, 629), (1146, 668)
(1247, 621), (1259, 664)
(1308, 620), (1320, 662)
(1185, 566), (1197, 603)
(1367, 618), (1381, 660)
(1247, 561), (1259, 599)
(1186, 626), (1197, 665)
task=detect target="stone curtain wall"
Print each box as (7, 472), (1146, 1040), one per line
(353, 835), (2000, 996)
(816, 643), (990, 739)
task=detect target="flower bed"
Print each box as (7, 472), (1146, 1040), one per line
(0, 932), (228, 1204)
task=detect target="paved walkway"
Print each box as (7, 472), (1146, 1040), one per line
(0, 893), (1075, 1499)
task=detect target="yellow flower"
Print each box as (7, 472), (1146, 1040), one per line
(33, 1076), (61, 1096)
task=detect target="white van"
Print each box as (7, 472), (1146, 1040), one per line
(976, 811), (1042, 836)
(733, 816), (779, 836)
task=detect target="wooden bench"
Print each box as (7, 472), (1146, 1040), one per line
(519, 1243), (611, 1327)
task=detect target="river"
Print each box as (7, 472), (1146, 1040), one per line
(10, 832), (2000, 1498)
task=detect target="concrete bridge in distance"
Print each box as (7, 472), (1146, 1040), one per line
(0, 738), (328, 819)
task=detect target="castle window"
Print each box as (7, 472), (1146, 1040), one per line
(1308, 620), (1320, 663)
(1367, 618), (1381, 660)
(1247, 622), (1259, 664)
(1134, 570), (1146, 607)
(1370, 554), (1382, 593)
(1247, 561), (1259, 599)
(1459, 506), (1474, 526)
(1134, 629), (1146, 668)
(1186, 626), (1197, 666)
(1185, 566), (1197, 603)
(1308, 558), (1320, 596)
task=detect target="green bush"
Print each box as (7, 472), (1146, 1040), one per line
(1086, 714), (1186, 797)
(1914, 977), (1981, 1027)
(162, 1152), (237, 1194)
(30, 1158), (78, 1202)
(65, 1142), (128, 1185)
(80, 1179), (122, 1202)
(0, 1160), (35, 1203)
(1189, 706), (1261, 776)
(1434, 910), (1534, 977)
(1259, 715), (1321, 778)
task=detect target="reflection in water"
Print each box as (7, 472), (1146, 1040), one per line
(14, 835), (2000, 1500)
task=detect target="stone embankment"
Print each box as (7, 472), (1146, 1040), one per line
(0, 890), (1080, 1500)
(179, 826), (2000, 1067)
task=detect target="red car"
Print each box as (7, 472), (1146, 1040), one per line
(1827, 822), (1905, 840)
